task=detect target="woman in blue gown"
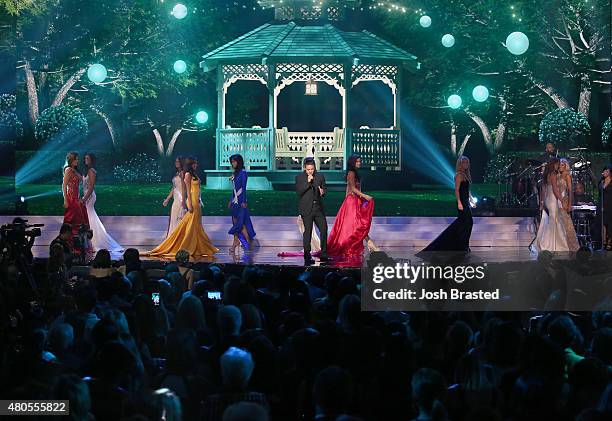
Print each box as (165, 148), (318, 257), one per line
(228, 154), (256, 252)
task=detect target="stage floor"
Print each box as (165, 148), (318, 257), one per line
(2, 214), (582, 268)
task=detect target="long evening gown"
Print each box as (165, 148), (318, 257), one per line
(420, 179), (473, 252)
(167, 173), (187, 237)
(147, 175), (219, 259)
(327, 178), (375, 258)
(600, 180), (612, 244)
(83, 170), (123, 253)
(558, 176), (580, 251)
(228, 169), (256, 244)
(532, 181), (571, 252)
(63, 167), (89, 236)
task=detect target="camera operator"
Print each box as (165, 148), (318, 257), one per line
(50, 223), (74, 267)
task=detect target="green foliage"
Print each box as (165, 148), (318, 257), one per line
(0, 94), (23, 138)
(113, 153), (162, 183)
(34, 105), (88, 144)
(603, 117), (611, 147)
(538, 108), (590, 147)
(484, 153), (515, 183)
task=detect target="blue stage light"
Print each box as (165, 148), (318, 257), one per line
(419, 15), (432, 28)
(472, 85), (489, 102)
(441, 34), (455, 47)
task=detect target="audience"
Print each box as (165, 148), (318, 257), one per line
(1, 251), (611, 421)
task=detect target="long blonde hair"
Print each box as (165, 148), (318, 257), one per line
(559, 158), (570, 174)
(63, 151), (78, 172)
(456, 155), (471, 182)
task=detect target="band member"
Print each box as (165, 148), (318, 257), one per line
(573, 182), (593, 205)
(599, 166), (612, 250)
(540, 142), (557, 162)
(419, 156), (473, 253)
(228, 154), (256, 252)
(296, 158), (327, 265)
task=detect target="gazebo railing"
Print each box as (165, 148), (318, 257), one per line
(350, 128), (401, 168)
(217, 128), (272, 169)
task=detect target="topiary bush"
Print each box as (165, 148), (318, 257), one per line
(34, 105), (88, 144)
(113, 152), (162, 183)
(0, 93), (23, 139)
(538, 108), (590, 148)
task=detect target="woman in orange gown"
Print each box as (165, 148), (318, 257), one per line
(147, 157), (218, 259)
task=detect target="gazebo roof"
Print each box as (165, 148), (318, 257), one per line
(200, 22), (418, 71)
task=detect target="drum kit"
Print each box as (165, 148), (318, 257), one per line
(497, 148), (598, 249)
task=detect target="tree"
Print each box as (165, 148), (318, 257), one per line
(34, 104), (88, 144)
(538, 108), (590, 148)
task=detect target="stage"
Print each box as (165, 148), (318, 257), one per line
(1, 214), (553, 267)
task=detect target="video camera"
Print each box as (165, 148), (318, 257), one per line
(0, 218), (43, 258)
(0, 218), (44, 290)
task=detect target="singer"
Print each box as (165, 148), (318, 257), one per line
(295, 158), (328, 265)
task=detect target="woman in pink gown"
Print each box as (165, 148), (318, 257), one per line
(327, 154), (377, 260)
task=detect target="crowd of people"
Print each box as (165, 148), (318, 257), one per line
(0, 242), (611, 421)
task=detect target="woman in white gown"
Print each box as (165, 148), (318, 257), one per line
(82, 153), (123, 253)
(163, 157), (187, 237)
(533, 158), (576, 252)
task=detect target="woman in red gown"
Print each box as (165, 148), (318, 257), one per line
(62, 152), (89, 239)
(327, 154), (377, 260)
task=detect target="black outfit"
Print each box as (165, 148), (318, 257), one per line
(573, 193), (593, 204)
(50, 236), (73, 266)
(599, 180), (612, 243)
(420, 179), (473, 252)
(295, 171), (328, 259)
(539, 151), (556, 162)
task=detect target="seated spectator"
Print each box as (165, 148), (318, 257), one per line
(202, 347), (269, 421)
(223, 402), (269, 421)
(50, 222), (73, 264)
(90, 249), (116, 278)
(412, 368), (448, 421)
(47, 243), (68, 288)
(118, 248), (142, 275)
(152, 388), (182, 421)
(46, 323), (75, 366)
(175, 249), (195, 289)
(53, 374), (94, 421)
(312, 366), (354, 421)
(547, 314), (585, 378)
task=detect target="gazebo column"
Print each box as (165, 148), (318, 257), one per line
(216, 66), (226, 170)
(343, 63), (352, 170)
(267, 63), (276, 170)
(394, 66), (401, 129)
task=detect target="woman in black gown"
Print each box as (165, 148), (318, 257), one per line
(599, 166), (612, 250)
(419, 156), (474, 253)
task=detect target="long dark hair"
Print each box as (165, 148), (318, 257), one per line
(85, 152), (96, 170)
(183, 156), (199, 180)
(543, 158), (560, 181)
(229, 154), (245, 174)
(174, 156), (185, 176)
(346, 154), (361, 181)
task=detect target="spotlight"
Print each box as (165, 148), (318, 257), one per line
(447, 94), (462, 109)
(173, 60), (187, 74)
(15, 196), (28, 215)
(171, 3), (188, 19)
(87, 63), (108, 83)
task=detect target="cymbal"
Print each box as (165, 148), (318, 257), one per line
(569, 147), (587, 151)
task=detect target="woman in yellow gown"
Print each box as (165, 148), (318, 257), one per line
(147, 157), (219, 259)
